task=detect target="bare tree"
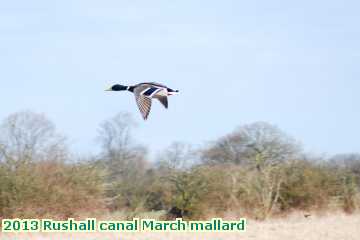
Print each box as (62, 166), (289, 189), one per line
(97, 112), (148, 210)
(157, 142), (196, 171)
(151, 142), (207, 218)
(201, 122), (301, 219)
(0, 111), (106, 218)
(328, 154), (360, 213)
(329, 153), (360, 176)
(0, 111), (67, 166)
(202, 122), (300, 169)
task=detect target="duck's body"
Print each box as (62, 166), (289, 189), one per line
(106, 82), (179, 120)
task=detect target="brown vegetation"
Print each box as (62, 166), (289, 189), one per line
(2, 213), (360, 240)
(0, 111), (359, 221)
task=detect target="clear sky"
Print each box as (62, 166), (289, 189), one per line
(1, 0), (359, 157)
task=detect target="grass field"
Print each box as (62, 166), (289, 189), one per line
(1, 212), (359, 240)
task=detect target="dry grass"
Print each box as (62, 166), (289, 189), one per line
(1, 212), (359, 240)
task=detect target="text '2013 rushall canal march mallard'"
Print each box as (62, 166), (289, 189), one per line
(2, 218), (246, 233)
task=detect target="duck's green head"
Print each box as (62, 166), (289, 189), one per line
(105, 84), (128, 91)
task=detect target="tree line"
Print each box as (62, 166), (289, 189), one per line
(0, 111), (359, 220)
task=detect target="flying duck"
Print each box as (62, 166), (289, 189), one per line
(105, 82), (179, 120)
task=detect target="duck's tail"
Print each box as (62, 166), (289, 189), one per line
(167, 89), (179, 95)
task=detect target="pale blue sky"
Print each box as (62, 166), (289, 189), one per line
(1, 0), (359, 156)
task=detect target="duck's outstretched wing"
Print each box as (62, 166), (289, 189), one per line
(134, 88), (152, 120)
(157, 96), (168, 109)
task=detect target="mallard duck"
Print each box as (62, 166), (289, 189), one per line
(105, 82), (179, 120)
